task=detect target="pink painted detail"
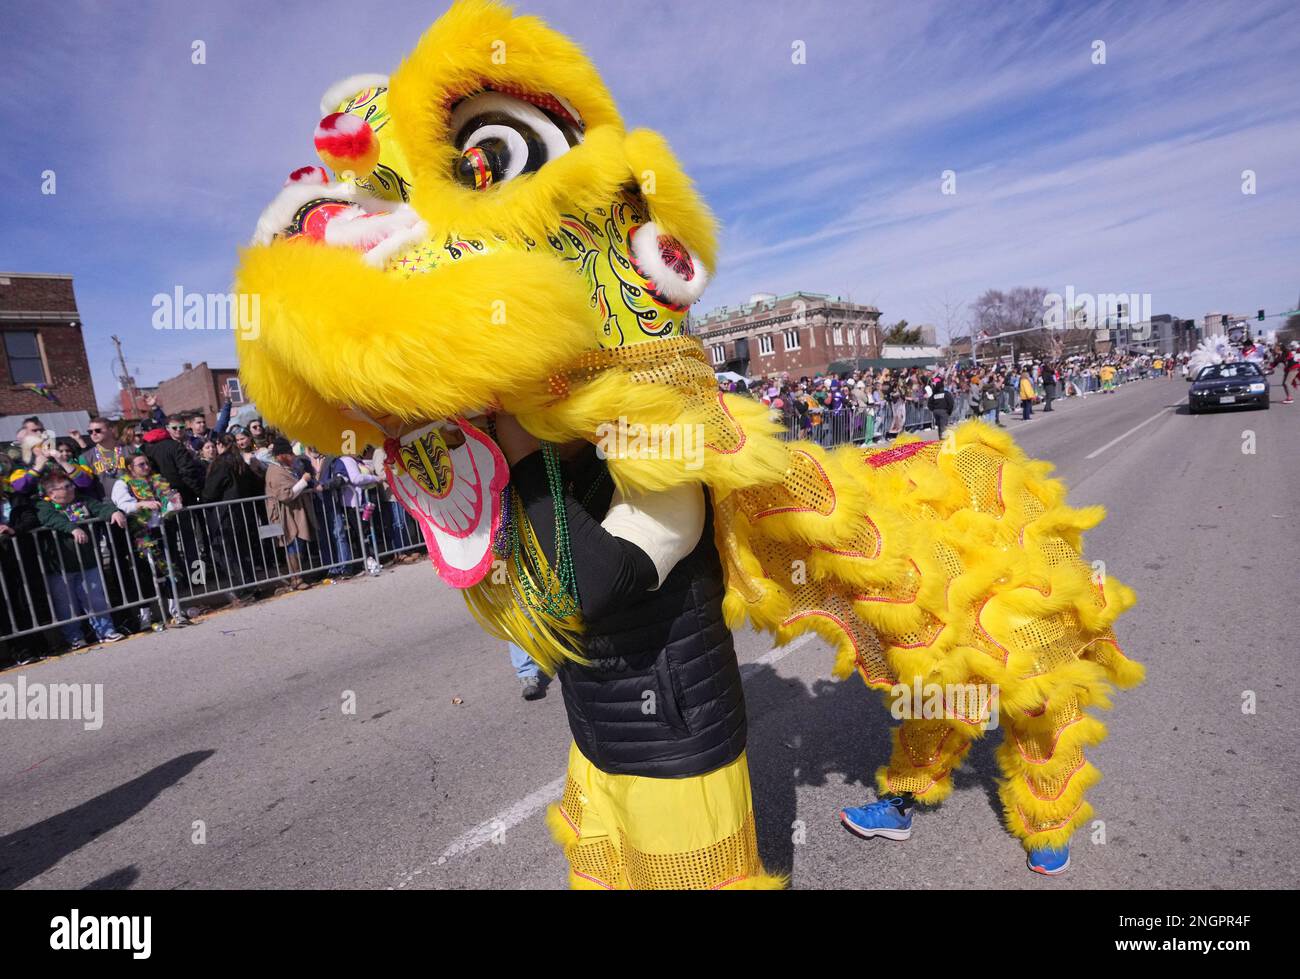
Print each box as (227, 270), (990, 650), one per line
(384, 419), (508, 589)
(657, 235), (695, 280)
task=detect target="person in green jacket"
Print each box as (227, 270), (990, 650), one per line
(35, 470), (129, 648)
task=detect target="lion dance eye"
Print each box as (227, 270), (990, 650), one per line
(449, 92), (578, 190)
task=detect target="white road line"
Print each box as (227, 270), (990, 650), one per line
(407, 633), (824, 884)
(394, 775), (566, 889)
(1085, 405), (1176, 460)
(752, 632), (817, 667)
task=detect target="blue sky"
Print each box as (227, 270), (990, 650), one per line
(2, 0), (1298, 408)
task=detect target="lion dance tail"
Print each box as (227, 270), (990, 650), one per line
(712, 416), (1143, 850)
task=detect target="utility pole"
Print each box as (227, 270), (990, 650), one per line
(110, 335), (142, 420)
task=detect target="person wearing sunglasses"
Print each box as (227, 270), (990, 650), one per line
(80, 417), (133, 498)
(140, 416), (205, 506)
(165, 416), (187, 443)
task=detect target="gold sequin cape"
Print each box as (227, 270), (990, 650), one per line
(481, 335), (1144, 850)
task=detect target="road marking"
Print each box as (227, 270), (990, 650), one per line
(743, 632), (817, 675)
(393, 774), (566, 889)
(407, 633), (824, 884)
(1085, 406), (1176, 460)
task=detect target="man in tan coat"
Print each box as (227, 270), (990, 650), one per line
(264, 437), (315, 590)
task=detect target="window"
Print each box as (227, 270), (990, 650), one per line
(710, 345), (724, 365)
(4, 331), (46, 384)
(226, 377), (245, 404)
(833, 327), (843, 345)
(758, 334), (774, 356)
(784, 330), (801, 351)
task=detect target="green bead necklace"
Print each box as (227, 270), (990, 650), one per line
(509, 442), (581, 619)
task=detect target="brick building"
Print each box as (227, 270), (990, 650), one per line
(694, 292), (883, 378)
(0, 273), (97, 439)
(153, 362), (246, 425)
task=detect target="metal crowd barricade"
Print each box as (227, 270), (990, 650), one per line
(154, 484), (428, 609)
(783, 408), (887, 447)
(778, 400), (948, 447)
(0, 517), (159, 642)
(0, 486), (433, 650)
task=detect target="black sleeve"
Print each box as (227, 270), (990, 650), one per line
(183, 450), (207, 497)
(510, 450), (658, 622)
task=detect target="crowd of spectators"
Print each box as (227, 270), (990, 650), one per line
(722, 351), (1187, 446)
(0, 399), (422, 666)
(2, 345), (1255, 668)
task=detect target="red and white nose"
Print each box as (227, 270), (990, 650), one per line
(314, 112), (381, 180)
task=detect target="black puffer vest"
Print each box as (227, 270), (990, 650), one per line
(558, 497), (748, 779)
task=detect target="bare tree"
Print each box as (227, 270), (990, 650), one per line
(927, 292), (967, 347)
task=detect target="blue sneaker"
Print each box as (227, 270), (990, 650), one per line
(839, 798), (913, 841)
(1027, 844), (1070, 876)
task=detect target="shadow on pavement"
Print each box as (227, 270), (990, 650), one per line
(0, 750), (214, 890)
(82, 865), (141, 890)
(742, 664), (1010, 886)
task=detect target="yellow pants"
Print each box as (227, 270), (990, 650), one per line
(546, 742), (784, 889)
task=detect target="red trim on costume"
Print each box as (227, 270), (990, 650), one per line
(781, 609), (890, 686)
(752, 449), (834, 517)
(1013, 716), (1084, 764)
(1022, 755), (1088, 801)
(974, 595), (1012, 666)
(854, 559), (922, 604)
(572, 869), (615, 890)
(865, 440), (935, 468)
(444, 83), (584, 132)
(704, 393), (747, 456)
(814, 512), (882, 560)
(899, 724), (953, 767)
(1015, 802), (1082, 834)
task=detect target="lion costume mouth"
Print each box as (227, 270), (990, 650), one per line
(380, 418), (508, 587)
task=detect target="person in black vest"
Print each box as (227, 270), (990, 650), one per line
(492, 413), (780, 889)
(1042, 363), (1058, 412)
(927, 376), (955, 439)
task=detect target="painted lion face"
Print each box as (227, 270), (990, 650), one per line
(235, 0), (717, 583)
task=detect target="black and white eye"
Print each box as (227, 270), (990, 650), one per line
(448, 92), (579, 190)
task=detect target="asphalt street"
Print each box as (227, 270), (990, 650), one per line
(2, 374), (1296, 890)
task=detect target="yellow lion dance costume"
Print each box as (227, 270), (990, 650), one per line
(236, 0), (1142, 888)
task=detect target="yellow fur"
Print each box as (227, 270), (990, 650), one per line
(235, 238), (597, 450)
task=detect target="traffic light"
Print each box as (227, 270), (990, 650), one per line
(1258, 309), (1265, 321)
